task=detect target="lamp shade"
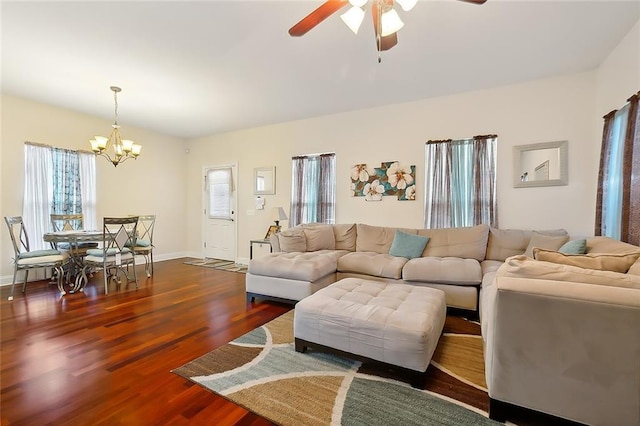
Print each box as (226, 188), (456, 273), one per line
(381, 9), (404, 36)
(341, 6), (365, 34)
(270, 207), (288, 222)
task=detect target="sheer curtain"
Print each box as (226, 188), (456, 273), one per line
(290, 153), (336, 227)
(23, 144), (53, 251)
(79, 152), (97, 230)
(424, 135), (498, 229)
(596, 91), (640, 245)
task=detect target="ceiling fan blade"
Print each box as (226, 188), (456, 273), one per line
(456, 0), (487, 4)
(372, 0), (398, 52)
(289, 0), (349, 37)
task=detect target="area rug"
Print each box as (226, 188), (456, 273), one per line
(184, 258), (248, 273)
(173, 311), (501, 425)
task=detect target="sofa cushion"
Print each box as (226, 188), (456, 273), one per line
(587, 236), (640, 254)
(389, 231), (429, 259)
(333, 223), (357, 251)
(485, 228), (568, 261)
(417, 224), (489, 261)
(278, 228), (307, 252)
(497, 255), (640, 289)
(356, 224), (416, 254)
(248, 250), (346, 281)
(533, 248), (640, 273)
(403, 257), (482, 285)
(302, 224), (335, 251)
(524, 232), (569, 258)
(337, 251), (408, 279)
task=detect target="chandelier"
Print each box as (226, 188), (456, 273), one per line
(89, 86), (141, 167)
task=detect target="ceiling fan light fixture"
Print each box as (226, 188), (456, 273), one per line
(348, 0), (368, 7)
(380, 9), (404, 36)
(341, 6), (366, 34)
(395, 0), (418, 12)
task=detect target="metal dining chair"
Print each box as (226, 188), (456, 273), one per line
(80, 217), (139, 295)
(4, 216), (70, 300)
(130, 214), (155, 278)
(50, 213), (98, 279)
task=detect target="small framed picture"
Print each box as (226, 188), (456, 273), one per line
(264, 225), (281, 240)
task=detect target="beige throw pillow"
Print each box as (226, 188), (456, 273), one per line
(524, 232), (569, 258)
(533, 248), (640, 273)
(278, 228), (307, 252)
(627, 258), (640, 276)
(498, 255), (640, 289)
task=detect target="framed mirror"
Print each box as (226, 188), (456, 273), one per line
(254, 166), (275, 195)
(513, 140), (568, 188)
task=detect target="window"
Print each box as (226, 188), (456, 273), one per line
(207, 167), (234, 220)
(290, 153), (336, 227)
(596, 92), (639, 244)
(424, 135), (498, 229)
(23, 143), (96, 250)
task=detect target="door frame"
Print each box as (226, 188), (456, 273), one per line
(202, 162), (238, 261)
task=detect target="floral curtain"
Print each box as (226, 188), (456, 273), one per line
(424, 135), (498, 229)
(51, 148), (82, 215)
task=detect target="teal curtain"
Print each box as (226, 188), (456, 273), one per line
(290, 153), (336, 227)
(596, 91), (639, 245)
(425, 136), (498, 229)
(51, 148), (82, 215)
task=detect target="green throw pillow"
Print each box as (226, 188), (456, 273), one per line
(389, 231), (430, 259)
(559, 239), (587, 254)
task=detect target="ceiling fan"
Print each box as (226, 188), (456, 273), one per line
(289, 0), (487, 62)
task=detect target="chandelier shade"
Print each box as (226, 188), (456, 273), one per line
(89, 86), (141, 167)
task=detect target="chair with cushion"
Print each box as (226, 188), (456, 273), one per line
(80, 217), (139, 295)
(50, 213), (98, 276)
(130, 214), (155, 278)
(4, 216), (70, 300)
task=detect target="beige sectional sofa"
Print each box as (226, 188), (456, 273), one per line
(247, 224), (640, 424)
(246, 222), (568, 312)
(480, 236), (640, 425)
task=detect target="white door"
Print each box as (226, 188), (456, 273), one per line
(203, 164), (237, 261)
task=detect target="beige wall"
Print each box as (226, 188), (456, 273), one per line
(596, 20), (640, 117)
(1, 95), (188, 281)
(186, 71), (599, 262)
(2, 18), (638, 278)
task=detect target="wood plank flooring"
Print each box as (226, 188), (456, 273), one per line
(0, 259), (288, 425)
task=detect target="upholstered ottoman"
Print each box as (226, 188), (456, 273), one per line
(246, 250), (348, 302)
(294, 277), (446, 386)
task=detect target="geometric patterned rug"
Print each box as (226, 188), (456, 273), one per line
(183, 258), (248, 274)
(173, 311), (503, 425)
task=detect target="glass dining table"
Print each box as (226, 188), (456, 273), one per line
(43, 230), (104, 293)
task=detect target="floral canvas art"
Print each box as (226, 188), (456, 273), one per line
(351, 161), (416, 201)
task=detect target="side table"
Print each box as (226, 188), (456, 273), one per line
(250, 239), (272, 260)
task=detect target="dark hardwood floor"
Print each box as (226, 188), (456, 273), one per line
(0, 259), (289, 425)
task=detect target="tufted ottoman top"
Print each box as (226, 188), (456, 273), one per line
(294, 277), (446, 372)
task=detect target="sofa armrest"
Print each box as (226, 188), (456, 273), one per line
(484, 277), (640, 426)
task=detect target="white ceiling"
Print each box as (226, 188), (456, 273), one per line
(2, 1), (639, 139)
